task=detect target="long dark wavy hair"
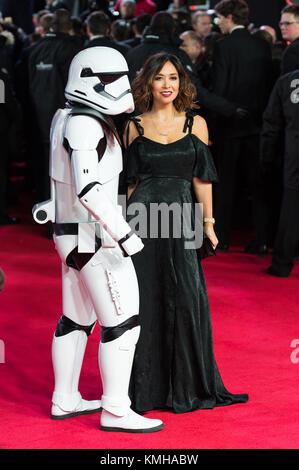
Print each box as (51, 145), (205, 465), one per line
(131, 53), (198, 113)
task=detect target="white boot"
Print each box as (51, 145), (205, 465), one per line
(51, 329), (101, 419)
(99, 326), (164, 433)
(100, 398), (164, 433)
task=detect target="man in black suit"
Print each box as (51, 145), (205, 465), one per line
(28, 9), (81, 202)
(84, 11), (130, 57)
(261, 70), (299, 277)
(211, 0), (273, 252)
(279, 4), (299, 75)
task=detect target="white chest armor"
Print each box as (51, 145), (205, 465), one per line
(50, 108), (123, 224)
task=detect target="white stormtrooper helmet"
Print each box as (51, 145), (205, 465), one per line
(65, 46), (134, 115)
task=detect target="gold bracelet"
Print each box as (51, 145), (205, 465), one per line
(203, 217), (215, 224)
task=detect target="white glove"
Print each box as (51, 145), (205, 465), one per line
(119, 233), (144, 256)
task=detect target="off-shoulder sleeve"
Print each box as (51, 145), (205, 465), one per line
(124, 138), (140, 185)
(191, 134), (218, 182)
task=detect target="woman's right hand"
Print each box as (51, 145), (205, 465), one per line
(203, 224), (218, 250)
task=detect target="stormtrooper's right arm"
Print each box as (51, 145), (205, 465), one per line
(66, 115), (143, 256)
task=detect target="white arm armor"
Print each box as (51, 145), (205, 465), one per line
(66, 115), (143, 255)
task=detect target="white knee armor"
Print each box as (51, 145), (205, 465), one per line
(33, 47), (163, 433)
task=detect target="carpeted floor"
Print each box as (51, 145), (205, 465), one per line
(0, 194), (298, 449)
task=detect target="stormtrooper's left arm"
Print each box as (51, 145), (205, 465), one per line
(66, 114), (143, 256)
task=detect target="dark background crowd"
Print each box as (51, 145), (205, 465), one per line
(0, 0), (298, 277)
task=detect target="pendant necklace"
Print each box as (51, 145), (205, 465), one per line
(150, 111), (176, 137)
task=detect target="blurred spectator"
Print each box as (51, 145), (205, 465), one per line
(37, 12), (54, 36)
(0, 16), (27, 64)
(134, 0), (157, 17)
(179, 30), (211, 87)
(179, 30), (202, 64)
(202, 31), (223, 62)
(85, 11), (130, 56)
(119, 0), (136, 20)
(191, 11), (212, 37)
(111, 19), (131, 44)
(167, 0), (189, 15)
(120, 14), (151, 48)
(260, 25), (277, 44)
(32, 9), (48, 32)
(114, 0), (157, 17)
(251, 27), (273, 45)
(261, 70), (299, 277)
(279, 4), (299, 75)
(70, 16), (86, 47)
(70, 15), (83, 36)
(14, 15), (53, 197)
(28, 9), (81, 202)
(211, 0), (273, 252)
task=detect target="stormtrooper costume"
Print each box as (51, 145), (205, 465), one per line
(33, 47), (163, 433)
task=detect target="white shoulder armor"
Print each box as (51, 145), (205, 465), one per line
(50, 108), (72, 183)
(65, 115), (104, 151)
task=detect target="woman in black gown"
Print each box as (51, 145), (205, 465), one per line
(123, 52), (248, 413)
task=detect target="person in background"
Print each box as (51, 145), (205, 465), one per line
(179, 30), (211, 88)
(279, 4), (299, 75)
(114, 0), (157, 17)
(28, 9), (81, 203)
(211, 0), (273, 253)
(251, 27), (273, 46)
(120, 13), (151, 48)
(118, 0), (136, 20)
(179, 30), (202, 66)
(84, 10), (130, 55)
(166, 0), (189, 15)
(191, 10), (212, 38)
(260, 25), (277, 44)
(15, 13), (54, 197)
(261, 69), (299, 278)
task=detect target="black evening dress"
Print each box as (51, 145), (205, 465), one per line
(124, 111), (249, 413)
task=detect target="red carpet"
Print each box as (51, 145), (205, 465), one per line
(0, 194), (299, 449)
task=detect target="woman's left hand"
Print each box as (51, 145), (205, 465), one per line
(203, 224), (218, 250)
